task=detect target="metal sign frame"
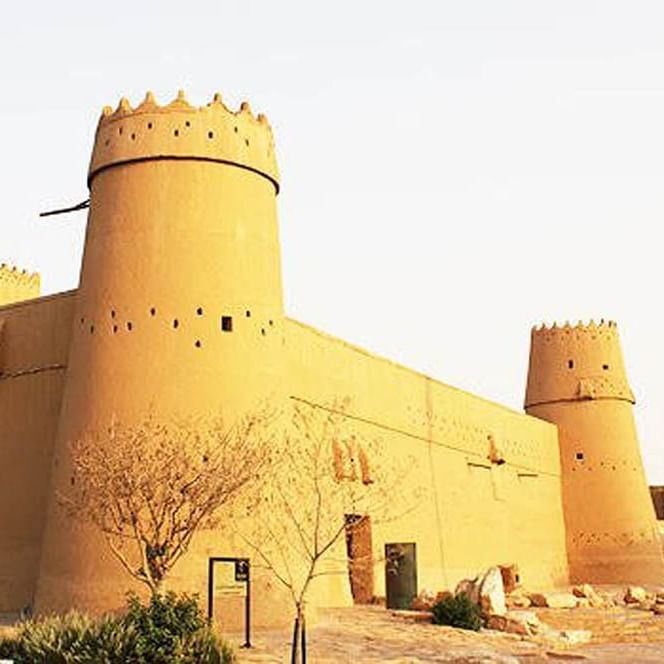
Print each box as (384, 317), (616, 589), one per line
(207, 557), (251, 648)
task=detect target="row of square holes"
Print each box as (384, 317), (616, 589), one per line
(107, 121), (252, 148)
(567, 360), (610, 370)
(572, 451), (637, 472)
(80, 307), (275, 348)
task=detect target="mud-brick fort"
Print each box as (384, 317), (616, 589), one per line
(1, 90), (663, 623)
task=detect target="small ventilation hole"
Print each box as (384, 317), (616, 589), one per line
(568, 360), (574, 369)
(234, 126), (238, 133)
(603, 364), (609, 370)
(130, 133), (136, 141)
(195, 340), (202, 348)
(221, 316), (233, 332)
(261, 328), (266, 336)
(150, 307), (156, 316)
(111, 310), (116, 319)
(90, 325), (95, 334)
(576, 452), (584, 461)
(245, 138), (249, 147)
(208, 131), (214, 139)
(174, 129), (179, 137)
(245, 310), (251, 318)
(112, 325), (118, 334)
(196, 307), (204, 316)
(118, 127), (123, 135)
(269, 319), (274, 326)
(173, 319), (179, 329)
(147, 122), (153, 129)
(185, 120), (191, 127)
(127, 322), (133, 331)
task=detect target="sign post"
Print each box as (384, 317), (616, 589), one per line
(207, 557), (251, 648)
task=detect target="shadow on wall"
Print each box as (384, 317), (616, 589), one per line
(650, 486), (664, 521)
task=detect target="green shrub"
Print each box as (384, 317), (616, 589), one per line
(180, 627), (236, 664)
(0, 593), (236, 664)
(122, 591), (207, 662)
(431, 592), (482, 631)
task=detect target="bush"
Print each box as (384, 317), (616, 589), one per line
(431, 592), (483, 631)
(0, 593), (236, 664)
(122, 591), (206, 662)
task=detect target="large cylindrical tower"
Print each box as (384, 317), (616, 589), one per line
(525, 320), (664, 585)
(35, 91), (287, 614)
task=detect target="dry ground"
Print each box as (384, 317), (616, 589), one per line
(228, 605), (664, 663)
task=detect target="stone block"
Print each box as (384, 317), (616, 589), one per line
(529, 592), (577, 609)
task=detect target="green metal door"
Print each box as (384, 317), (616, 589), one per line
(385, 542), (417, 610)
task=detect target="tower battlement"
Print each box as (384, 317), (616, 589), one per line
(531, 318), (618, 339)
(526, 318), (633, 407)
(0, 263), (40, 305)
(89, 91), (279, 191)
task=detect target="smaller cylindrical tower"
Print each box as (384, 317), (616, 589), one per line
(525, 320), (664, 585)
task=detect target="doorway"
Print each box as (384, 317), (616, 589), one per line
(344, 514), (375, 603)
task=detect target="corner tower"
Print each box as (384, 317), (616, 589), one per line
(525, 320), (664, 585)
(35, 91), (285, 612)
(0, 264), (40, 306)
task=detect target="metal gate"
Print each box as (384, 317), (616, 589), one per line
(384, 542), (417, 610)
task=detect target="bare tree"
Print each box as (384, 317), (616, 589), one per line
(59, 410), (273, 595)
(237, 399), (418, 664)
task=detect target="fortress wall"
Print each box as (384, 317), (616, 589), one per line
(285, 318), (569, 594)
(0, 291), (76, 611)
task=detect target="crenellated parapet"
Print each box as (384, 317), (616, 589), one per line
(0, 263), (40, 306)
(526, 319), (634, 407)
(89, 90), (279, 191)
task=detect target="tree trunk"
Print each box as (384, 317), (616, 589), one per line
(301, 611), (307, 664)
(290, 612), (300, 664)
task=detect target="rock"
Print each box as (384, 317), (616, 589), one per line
(412, 589), (454, 610)
(638, 600), (656, 611)
(588, 595), (608, 609)
(575, 598), (590, 608)
(478, 567), (507, 617)
(391, 609), (434, 622)
(653, 604), (664, 615)
(504, 619), (529, 636)
(572, 583), (593, 598)
(506, 610), (541, 636)
(544, 653), (590, 661)
(486, 614), (508, 631)
(455, 577), (480, 604)
(411, 588), (436, 611)
(529, 592), (577, 609)
(558, 630), (592, 646)
(506, 593), (531, 609)
(498, 564), (520, 594)
(624, 586), (647, 604)
(486, 611), (537, 636)
(571, 584), (607, 608)
(434, 590), (453, 605)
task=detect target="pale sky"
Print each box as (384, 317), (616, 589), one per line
(2, 1), (664, 480)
